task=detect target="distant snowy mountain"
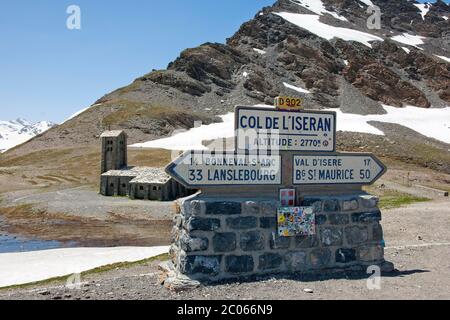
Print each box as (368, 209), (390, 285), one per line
(0, 119), (55, 153)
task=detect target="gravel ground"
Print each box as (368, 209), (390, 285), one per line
(0, 199), (449, 300)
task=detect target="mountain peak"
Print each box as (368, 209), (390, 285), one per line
(0, 119), (56, 153)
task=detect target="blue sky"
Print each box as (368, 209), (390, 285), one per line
(0, 0), (446, 123)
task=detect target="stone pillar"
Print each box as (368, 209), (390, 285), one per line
(163, 193), (394, 286)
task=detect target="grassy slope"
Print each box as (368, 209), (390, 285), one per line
(0, 147), (172, 193)
(364, 185), (431, 210)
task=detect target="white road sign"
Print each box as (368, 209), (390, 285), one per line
(166, 151), (282, 187)
(235, 106), (336, 152)
(293, 154), (386, 185)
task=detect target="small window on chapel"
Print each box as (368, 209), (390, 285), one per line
(153, 186), (157, 191)
(140, 186), (144, 191)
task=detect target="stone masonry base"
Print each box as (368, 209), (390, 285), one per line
(163, 193), (395, 287)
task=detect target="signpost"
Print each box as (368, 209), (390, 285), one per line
(166, 105), (386, 188)
(165, 102), (391, 282)
(292, 154), (387, 185)
(235, 106), (336, 152)
(165, 151), (282, 187)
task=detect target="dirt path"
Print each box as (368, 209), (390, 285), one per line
(382, 199), (450, 247)
(1, 186), (175, 220)
(378, 180), (447, 200)
(1, 199), (449, 300)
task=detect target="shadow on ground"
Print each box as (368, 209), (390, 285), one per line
(201, 268), (430, 287)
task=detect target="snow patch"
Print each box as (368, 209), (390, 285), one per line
(414, 3), (431, 20)
(63, 105), (96, 124)
(359, 0), (374, 6)
(435, 55), (450, 63)
(391, 33), (425, 49)
(253, 48), (266, 55)
(243, 72), (249, 78)
(401, 47), (411, 54)
(275, 13), (383, 48)
(131, 113), (236, 151)
(0, 246), (169, 288)
(132, 105), (278, 151)
(0, 119), (55, 153)
(330, 105), (450, 143)
(292, 0), (348, 21)
(331, 110), (385, 136)
(443, 16), (448, 21)
(283, 82), (311, 94)
(132, 105), (450, 152)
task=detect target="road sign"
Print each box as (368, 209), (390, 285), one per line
(293, 154), (386, 185)
(235, 106), (336, 152)
(275, 96), (303, 111)
(166, 151), (282, 187)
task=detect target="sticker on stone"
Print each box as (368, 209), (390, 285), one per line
(277, 207), (316, 237)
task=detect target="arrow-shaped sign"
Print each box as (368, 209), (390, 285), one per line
(293, 153), (386, 185)
(166, 151), (282, 188)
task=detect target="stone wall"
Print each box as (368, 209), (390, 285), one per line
(168, 193), (392, 283)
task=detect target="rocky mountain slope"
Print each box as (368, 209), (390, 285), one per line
(0, 119), (55, 153)
(3, 0), (449, 160)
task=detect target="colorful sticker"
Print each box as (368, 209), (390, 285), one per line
(277, 207), (316, 237)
